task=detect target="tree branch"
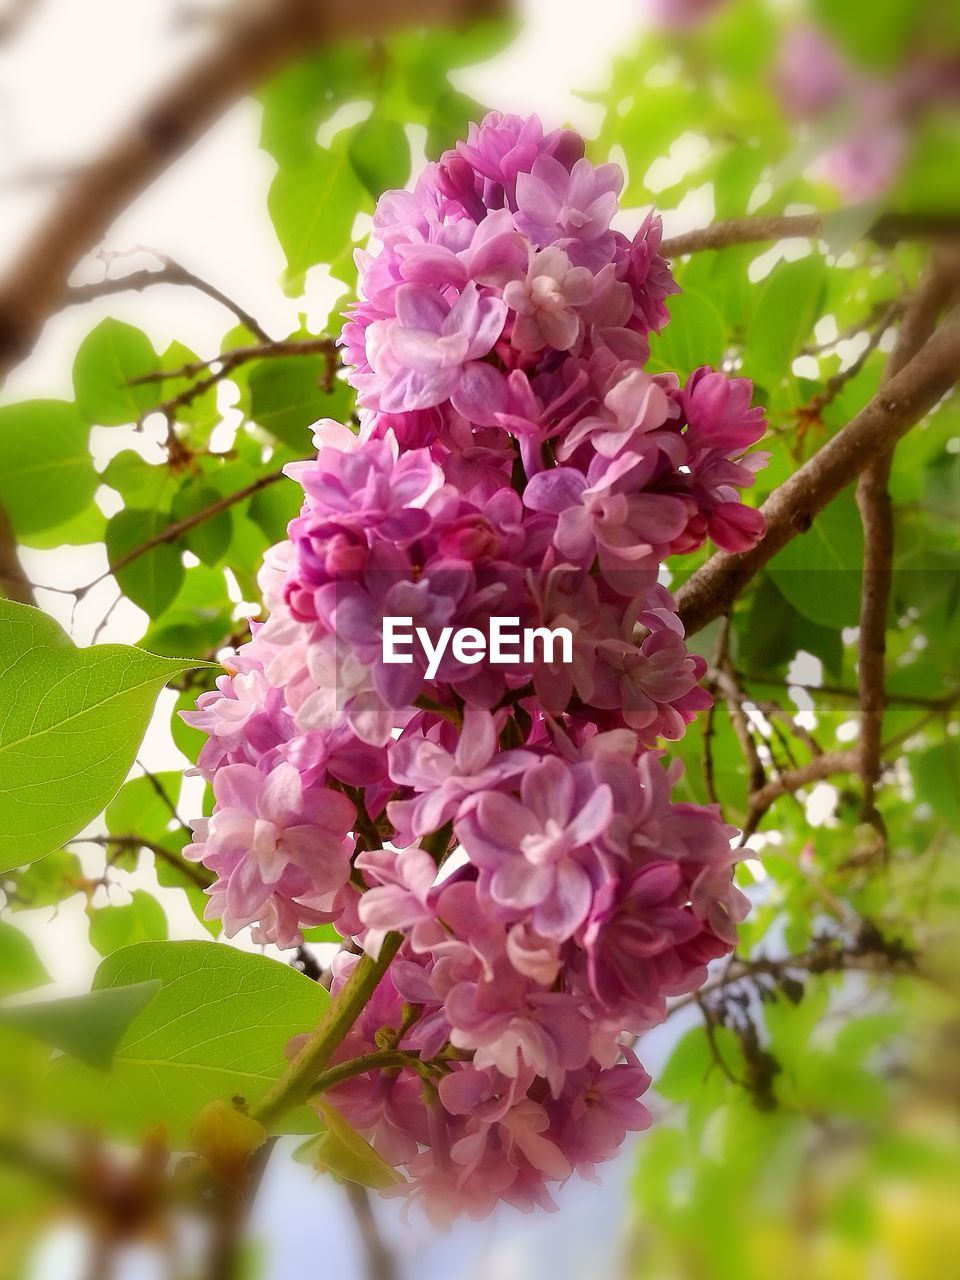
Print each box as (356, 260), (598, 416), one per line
(80, 834), (215, 891)
(133, 336), (338, 423)
(251, 932), (404, 1130)
(741, 750), (860, 841)
(0, 502), (34, 604)
(853, 263), (958, 829)
(93, 465), (292, 586)
(65, 258), (271, 343)
(0, 0), (504, 387)
(676, 313), (960, 636)
(660, 211), (960, 258)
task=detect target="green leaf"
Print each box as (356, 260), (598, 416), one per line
(16, 502), (107, 551)
(811, 0), (919, 72)
(248, 358), (352, 451)
(656, 1027), (712, 1102)
(2, 850), (83, 912)
(170, 483), (233, 566)
(296, 1101), (403, 1190)
(88, 891), (169, 957)
(0, 601), (205, 872)
(647, 288), (726, 378)
(140, 564), (234, 658)
(101, 449), (177, 508)
(0, 923), (49, 999)
(348, 115), (411, 198)
(105, 772), (182, 846)
(738, 574), (844, 679)
(73, 319), (159, 425)
(767, 491), (864, 628)
(913, 742), (960, 829)
(105, 508), (184, 617)
(45, 941), (329, 1141)
(0, 981), (161, 1070)
(743, 257), (826, 388)
(268, 145), (368, 294)
(0, 401), (96, 537)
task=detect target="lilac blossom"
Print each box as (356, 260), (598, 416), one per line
(182, 111), (769, 1219)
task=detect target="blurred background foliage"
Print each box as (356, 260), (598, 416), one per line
(0, 0), (958, 1277)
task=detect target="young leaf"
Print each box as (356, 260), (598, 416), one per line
(248, 357), (353, 451)
(0, 981), (161, 1070)
(743, 257), (826, 388)
(348, 115), (411, 198)
(73, 318), (159, 425)
(0, 602), (207, 872)
(296, 1101), (404, 1190)
(0, 922), (49, 999)
(105, 508), (185, 617)
(268, 145), (368, 294)
(87, 891), (169, 956)
(44, 941), (329, 1142)
(767, 490), (865, 628)
(0, 401), (96, 537)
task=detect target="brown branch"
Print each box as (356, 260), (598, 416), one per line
(0, 0), (504, 387)
(0, 502), (34, 604)
(741, 750), (860, 841)
(135, 336), (338, 423)
(853, 265), (958, 829)
(81, 834), (214, 891)
(734, 671), (957, 710)
(94, 465), (292, 585)
(65, 258), (271, 343)
(676, 313), (960, 636)
(660, 212), (960, 258)
(713, 664), (766, 794)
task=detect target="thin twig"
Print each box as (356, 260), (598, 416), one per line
(660, 212), (960, 258)
(78, 835), (213, 890)
(135, 337), (338, 423)
(85, 465), (291, 588)
(65, 257), (271, 343)
(855, 260), (959, 831)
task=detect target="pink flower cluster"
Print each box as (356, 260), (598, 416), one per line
(184, 113), (766, 1218)
(643, 4), (959, 202)
(775, 23), (960, 201)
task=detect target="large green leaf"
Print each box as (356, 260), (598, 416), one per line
(170, 483), (233, 567)
(0, 602), (205, 872)
(0, 401), (96, 537)
(45, 941), (329, 1141)
(73, 319), (159, 426)
(268, 145), (368, 294)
